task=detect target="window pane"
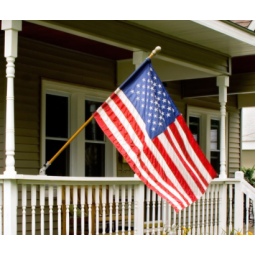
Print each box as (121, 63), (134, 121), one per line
(211, 119), (220, 150)
(85, 143), (105, 177)
(189, 116), (200, 145)
(46, 140), (69, 176)
(46, 94), (68, 138)
(211, 151), (220, 175)
(85, 100), (104, 141)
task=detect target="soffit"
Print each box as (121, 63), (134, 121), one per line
(129, 20), (255, 57)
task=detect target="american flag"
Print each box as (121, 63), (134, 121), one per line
(94, 58), (217, 212)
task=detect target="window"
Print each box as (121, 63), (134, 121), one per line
(41, 80), (116, 177)
(187, 106), (227, 175)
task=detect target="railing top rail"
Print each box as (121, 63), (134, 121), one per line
(240, 179), (255, 200)
(0, 174), (143, 186)
(211, 178), (241, 184)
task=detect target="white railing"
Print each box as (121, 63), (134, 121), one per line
(0, 172), (254, 235)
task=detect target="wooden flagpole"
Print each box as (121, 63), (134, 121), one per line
(39, 46), (161, 175)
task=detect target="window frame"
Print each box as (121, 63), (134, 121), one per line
(187, 105), (228, 172)
(41, 79), (117, 177)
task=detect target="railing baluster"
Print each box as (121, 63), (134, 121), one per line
(214, 184), (219, 235)
(73, 186), (78, 235)
(80, 186), (85, 235)
(48, 185), (54, 235)
(128, 185), (132, 235)
(188, 204), (191, 235)
(57, 186), (62, 235)
(87, 186), (92, 235)
(102, 185), (106, 235)
(168, 204), (171, 234)
(192, 201), (196, 235)
(228, 184), (232, 234)
(178, 210), (181, 235)
(109, 185), (113, 235)
(163, 199), (167, 234)
(206, 186), (210, 235)
(157, 194), (161, 235)
(121, 185), (125, 235)
(146, 187), (150, 235)
(0, 184), (2, 235)
(31, 185), (37, 235)
(173, 207), (176, 227)
(152, 191), (156, 235)
(253, 198), (255, 235)
(40, 185), (45, 235)
(115, 185), (119, 235)
(95, 185), (100, 235)
(65, 186), (70, 235)
(210, 185), (214, 235)
(183, 207), (186, 232)
(201, 193), (205, 235)
(22, 184), (27, 235)
(246, 195), (249, 235)
(197, 198), (200, 235)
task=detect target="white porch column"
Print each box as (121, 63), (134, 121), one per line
(217, 76), (229, 179)
(1, 20), (22, 176)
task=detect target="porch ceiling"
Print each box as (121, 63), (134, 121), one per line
(129, 20), (255, 57)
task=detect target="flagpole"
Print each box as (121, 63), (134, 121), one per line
(39, 46), (161, 175)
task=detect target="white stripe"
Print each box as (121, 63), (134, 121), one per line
(97, 108), (183, 210)
(116, 90), (192, 204)
(165, 127), (207, 190)
(107, 98), (188, 206)
(158, 132), (203, 199)
(174, 119), (213, 183)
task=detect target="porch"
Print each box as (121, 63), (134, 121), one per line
(0, 171), (254, 235)
(1, 20), (255, 235)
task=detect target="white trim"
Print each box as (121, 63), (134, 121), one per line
(192, 20), (255, 47)
(187, 106), (228, 172)
(248, 20), (255, 31)
(41, 79), (116, 177)
(242, 141), (255, 150)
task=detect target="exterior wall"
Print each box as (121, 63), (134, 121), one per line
(242, 150), (255, 168)
(0, 36), (241, 178)
(0, 36), (116, 175)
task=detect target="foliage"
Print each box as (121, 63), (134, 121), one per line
(221, 228), (253, 235)
(240, 166), (255, 187)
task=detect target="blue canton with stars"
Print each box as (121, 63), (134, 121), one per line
(120, 58), (180, 140)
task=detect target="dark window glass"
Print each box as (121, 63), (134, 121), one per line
(189, 116), (200, 145)
(85, 101), (104, 141)
(211, 119), (220, 175)
(211, 119), (220, 150)
(210, 151), (220, 175)
(46, 94), (68, 138)
(85, 143), (105, 177)
(46, 140), (69, 176)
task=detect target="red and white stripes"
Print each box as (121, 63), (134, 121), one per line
(94, 90), (217, 212)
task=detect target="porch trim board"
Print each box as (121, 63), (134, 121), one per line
(27, 20), (230, 75)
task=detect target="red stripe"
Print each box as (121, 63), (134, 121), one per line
(152, 136), (199, 202)
(176, 115), (217, 179)
(160, 130), (205, 194)
(110, 93), (191, 206)
(94, 111), (183, 212)
(101, 102), (186, 208)
(168, 123), (209, 187)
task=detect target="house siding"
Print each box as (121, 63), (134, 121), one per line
(0, 37), (241, 178)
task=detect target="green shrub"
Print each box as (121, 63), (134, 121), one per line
(240, 165), (255, 187)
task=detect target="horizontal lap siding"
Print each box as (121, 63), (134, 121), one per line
(0, 37), (116, 176)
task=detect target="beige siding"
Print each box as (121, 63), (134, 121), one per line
(0, 37), (116, 175)
(0, 36), (241, 178)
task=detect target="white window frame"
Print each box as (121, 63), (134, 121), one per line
(187, 105), (228, 170)
(41, 79), (117, 177)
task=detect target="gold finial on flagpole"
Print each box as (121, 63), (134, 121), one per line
(148, 46), (161, 59)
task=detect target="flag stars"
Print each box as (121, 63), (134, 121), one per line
(167, 113), (171, 117)
(137, 84), (140, 88)
(148, 119), (151, 123)
(131, 90), (135, 93)
(153, 121), (157, 125)
(158, 122), (163, 126)
(163, 99), (166, 103)
(136, 97), (140, 100)
(158, 84), (162, 88)
(142, 78), (146, 82)
(136, 91), (140, 94)
(152, 127), (155, 131)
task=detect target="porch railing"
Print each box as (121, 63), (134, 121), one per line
(0, 172), (254, 235)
